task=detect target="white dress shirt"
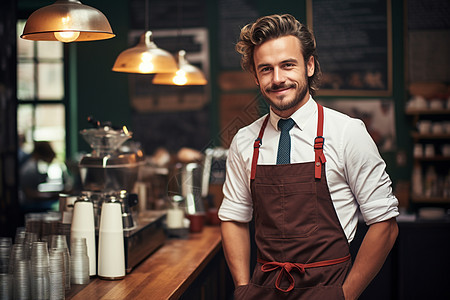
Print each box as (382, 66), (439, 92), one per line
(218, 97), (399, 242)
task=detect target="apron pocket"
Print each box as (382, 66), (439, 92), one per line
(254, 182), (318, 238)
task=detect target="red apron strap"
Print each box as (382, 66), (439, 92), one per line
(251, 115), (270, 180)
(251, 104), (325, 180)
(314, 103), (326, 179)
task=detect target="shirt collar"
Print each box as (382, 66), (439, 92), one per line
(269, 95), (317, 131)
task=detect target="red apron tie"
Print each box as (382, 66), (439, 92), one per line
(257, 254), (351, 293)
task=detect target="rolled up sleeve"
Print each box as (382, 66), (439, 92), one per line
(218, 134), (253, 223)
(359, 195), (399, 225)
(342, 119), (399, 225)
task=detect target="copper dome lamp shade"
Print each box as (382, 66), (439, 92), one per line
(152, 50), (207, 86)
(20, 0), (115, 43)
(112, 31), (178, 74)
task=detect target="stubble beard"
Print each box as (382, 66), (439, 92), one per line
(261, 73), (310, 113)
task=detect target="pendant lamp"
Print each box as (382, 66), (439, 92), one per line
(112, 0), (177, 74)
(20, 0), (115, 43)
(152, 50), (207, 86)
(112, 31), (178, 74)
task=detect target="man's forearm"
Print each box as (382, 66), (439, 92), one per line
(221, 221), (251, 286)
(343, 218), (398, 300)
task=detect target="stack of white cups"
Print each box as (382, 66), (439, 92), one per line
(71, 197), (96, 277)
(98, 197), (125, 280)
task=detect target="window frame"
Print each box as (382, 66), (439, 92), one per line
(16, 15), (70, 162)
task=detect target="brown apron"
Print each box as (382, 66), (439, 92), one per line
(234, 104), (351, 300)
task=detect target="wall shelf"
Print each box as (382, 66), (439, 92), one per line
(407, 106), (450, 208)
(412, 195), (450, 204)
(413, 156), (450, 162)
(411, 132), (450, 139)
(406, 108), (450, 115)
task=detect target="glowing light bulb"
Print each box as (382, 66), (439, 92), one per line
(139, 62), (154, 73)
(139, 52), (154, 73)
(172, 69), (187, 85)
(54, 31), (80, 42)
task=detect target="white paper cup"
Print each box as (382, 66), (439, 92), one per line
(71, 200), (96, 276)
(98, 201), (125, 280)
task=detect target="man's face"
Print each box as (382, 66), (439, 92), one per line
(253, 35), (314, 118)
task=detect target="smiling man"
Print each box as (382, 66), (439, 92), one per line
(219, 14), (399, 300)
(254, 35), (313, 118)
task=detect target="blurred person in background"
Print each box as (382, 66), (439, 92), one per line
(17, 133), (31, 169)
(19, 141), (73, 212)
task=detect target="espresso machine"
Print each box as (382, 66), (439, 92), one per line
(78, 120), (166, 273)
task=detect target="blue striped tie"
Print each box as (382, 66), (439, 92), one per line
(276, 118), (295, 164)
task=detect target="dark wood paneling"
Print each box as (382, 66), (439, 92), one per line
(0, 0), (22, 238)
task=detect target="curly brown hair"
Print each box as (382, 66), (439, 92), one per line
(236, 14), (321, 96)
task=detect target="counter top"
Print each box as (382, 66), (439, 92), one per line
(67, 226), (222, 300)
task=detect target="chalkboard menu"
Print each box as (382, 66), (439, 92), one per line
(218, 0), (259, 69)
(129, 0), (207, 30)
(307, 0), (392, 96)
(408, 0), (450, 30)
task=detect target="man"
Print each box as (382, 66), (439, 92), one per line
(19, 141), (59, 212)
(218, 14), (398, 300)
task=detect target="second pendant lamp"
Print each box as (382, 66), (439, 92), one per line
(152, 50), (207, 86)
(112, 0), (177, 74)
(112, 31), (177, 74)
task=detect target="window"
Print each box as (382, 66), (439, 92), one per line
(16, 19), (66, 162)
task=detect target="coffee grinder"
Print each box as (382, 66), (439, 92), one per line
(79, 122), (142, 229)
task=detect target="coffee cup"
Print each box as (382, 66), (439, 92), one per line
(187, 213), (206, 233)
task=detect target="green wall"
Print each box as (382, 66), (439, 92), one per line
(74, 0), (131, 155)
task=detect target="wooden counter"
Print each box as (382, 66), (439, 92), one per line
(67, 226), (232, 300)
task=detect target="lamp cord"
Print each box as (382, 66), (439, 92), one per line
(145, 0), (149, 32)
(177, 0), (182, 51)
